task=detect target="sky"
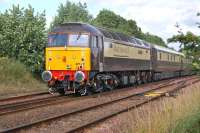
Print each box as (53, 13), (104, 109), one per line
(0, 0), (200, 50)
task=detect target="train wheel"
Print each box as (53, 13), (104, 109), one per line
(94, 79), (104, 93)
(48, 87), (56, 95)
(57, 89), (65, 95)
(78, 87), (87, 96)
(78, 86), (92, 96)
(104, 79), (114, 91)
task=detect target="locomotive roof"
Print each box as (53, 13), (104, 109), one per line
(97, 27), (151, 49)
(52, 22), (103, 36)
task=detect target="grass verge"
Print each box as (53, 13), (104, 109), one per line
(86, 80), (200, 133)
(127, 82), (200, 133)
(0, 57), (47, 97)
(174, 110), (200, 133)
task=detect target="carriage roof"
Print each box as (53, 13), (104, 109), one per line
(153, 45), (184, 56)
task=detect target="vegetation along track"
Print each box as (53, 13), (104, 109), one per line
(1, 76), (199, 133)
(0, 76), (193, 117)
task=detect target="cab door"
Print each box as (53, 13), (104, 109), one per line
(91, 36), (104, 71)
(98, 36), (104, 72)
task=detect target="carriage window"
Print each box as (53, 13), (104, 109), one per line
(168, 54), (170, 61)
(138, 50), (143, 54)
(68, 34), (89, 47)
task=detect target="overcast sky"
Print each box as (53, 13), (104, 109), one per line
(0, 0), (200, 50)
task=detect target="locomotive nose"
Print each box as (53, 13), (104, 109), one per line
(42, 71), (52, 82)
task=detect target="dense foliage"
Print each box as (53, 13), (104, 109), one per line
(0, 5), (46, 73)
(143, 32), (166, 47)
(50, 1), (92, 30)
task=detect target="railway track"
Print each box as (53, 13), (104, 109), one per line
(0, 91), (49, 104)
(0, 91), (52, 106)
(0, 95), (66, 116)
(0, 76), (198, 133)
(0, 76), (191, 117)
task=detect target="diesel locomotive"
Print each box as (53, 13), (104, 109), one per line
(42, 23), (193, 95)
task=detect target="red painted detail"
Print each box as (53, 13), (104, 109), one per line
(50, 70), (89, 81)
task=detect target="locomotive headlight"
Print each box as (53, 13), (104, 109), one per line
(42, 71), (52, 82)
(74, 71), (85, 82)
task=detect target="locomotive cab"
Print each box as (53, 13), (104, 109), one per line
(42, 23), (103, 95)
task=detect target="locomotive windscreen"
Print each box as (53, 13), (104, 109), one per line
(48, 33), (67, 46)
(68, 34), (89, 47)
(48, 33), (89, 47)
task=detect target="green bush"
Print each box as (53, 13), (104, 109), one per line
(0, 5), (46, 73)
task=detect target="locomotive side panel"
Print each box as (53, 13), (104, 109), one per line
(102, 40), (151, 71)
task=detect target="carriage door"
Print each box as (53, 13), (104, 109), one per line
(150, 46), (157, 70)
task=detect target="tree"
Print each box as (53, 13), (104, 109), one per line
(168, 32), (200, 58)
(50, 1), (92, 29)
(143, 32), (167, 47)
(0, 5), (46, 73)
(93, 9), (122, 29)
(93, 9), (143, 38)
